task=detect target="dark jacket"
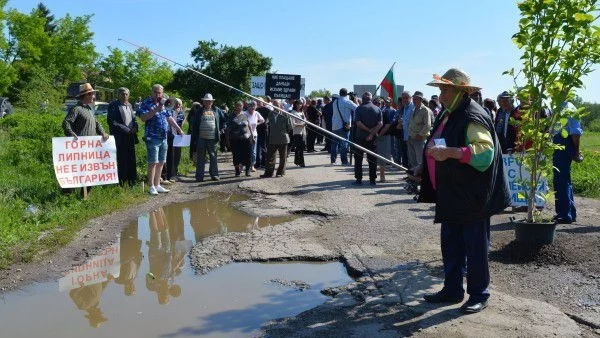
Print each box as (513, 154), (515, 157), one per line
(418, 97), (510, 223)
(107, 100), (138, 145)
(267, 111), (292, 144)
(190, 106), (222, 153)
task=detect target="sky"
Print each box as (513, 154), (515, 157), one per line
(7, 0), (600, 102)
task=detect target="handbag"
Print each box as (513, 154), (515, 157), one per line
(336, 100), (351, 131)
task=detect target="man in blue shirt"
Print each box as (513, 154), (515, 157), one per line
(391, 91), (414, 168)
(553, 103), (584, 224)
(330, 88), (358, 165)
(137, 84), (184, 196)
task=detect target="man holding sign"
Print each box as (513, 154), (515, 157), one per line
(61, 83), (110, 196)
(137, 84), (184, 196)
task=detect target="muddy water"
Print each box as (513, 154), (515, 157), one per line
(0, 194), (353, 338)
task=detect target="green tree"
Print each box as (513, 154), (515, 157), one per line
(168, 40), (272, 107)
(0, 0), (17, 95)
(308, 89), (331, 99)
(0, 4), (96, 104)
(508, 0), (600, 223)
(94, 47), (173, 100)
(35, 2), (56, 34)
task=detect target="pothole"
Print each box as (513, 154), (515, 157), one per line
(0, 193), (355, 338)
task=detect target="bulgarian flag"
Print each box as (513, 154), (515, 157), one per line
(380, 64), (398, 107)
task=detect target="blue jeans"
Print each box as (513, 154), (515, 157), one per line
(251, 136), (257, 166)
(195, 138), (219, 180)
(440, 219), (490, 302)
(145, 138), (168, 164)
(330, 128), (350, 164)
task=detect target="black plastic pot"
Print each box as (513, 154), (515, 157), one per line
(513, 218), (557, 245)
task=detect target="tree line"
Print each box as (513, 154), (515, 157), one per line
(0, 2), (273, 110)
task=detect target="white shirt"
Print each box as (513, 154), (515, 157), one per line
(291, 110), (306, 135)
(331, 96), (358, 130)
(245, 110), (265, 137)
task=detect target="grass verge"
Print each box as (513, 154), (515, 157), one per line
(0, 109), (194, 268)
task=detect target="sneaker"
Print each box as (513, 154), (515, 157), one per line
(211, 176), (220, 181)
(251, 167), (256, 172)
(161, 179), (173, 185)
(148, 186), (159, 195)
(156, 185), (170, 193)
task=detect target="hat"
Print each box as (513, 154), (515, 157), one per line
(413, 91), (424, 99)
(77, 83), (97, 97)
(498, 91), (513, 98)
(431, 95), (439, 100)
(202, 93), (215, 101)
(427, 68), (481, 93)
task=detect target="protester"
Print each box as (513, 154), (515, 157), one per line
(331, 88), (358, 165)
(218, 104), (229, 152)
(245, 101), (265, 172)
(322, 96), (334, 152)
(62, 83), (110, 196)
(494, 91), (523, 153)
(407, 91), (433, 170)
(190, 93), (222, 182)
(137, 84), (184, 195)
(163, 98), (185, 183)
(418, 68), (510, 314)
(107, 87), (138, 187)
(186, 102), (201, 161)
(397, 91), (415, 167)
(552, 103), (584, 224)
(229, 101), (253, 177)
(377, 97), (394, 182)
(353, 92), (383, 185)
(483, 98), (497, 121)
(389, 97), (404, 164)
(291, 100), (306, 167)
(261, 100), (293, 178)
(316, 98), (325, 145)
(305, 99), (321, 152)
(255, 98), (271, 168)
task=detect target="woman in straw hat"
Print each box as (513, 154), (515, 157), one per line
(417, 68), (510, 314)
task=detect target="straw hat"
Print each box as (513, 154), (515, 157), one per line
(77, 83), (97, 97)
(427, 68), (481, 93)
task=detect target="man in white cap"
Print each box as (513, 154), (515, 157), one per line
(418, 68), (509, 314)
(190, 93), (223, 182)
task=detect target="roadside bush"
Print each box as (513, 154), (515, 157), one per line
(588, 119), (600, 132)
(571, 150), (600, 199)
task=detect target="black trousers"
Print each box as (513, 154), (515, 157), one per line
(116, 135), (137, 186)
(293, 134), (305, 166)
(231, 138), (252, 168)
(306, 126), (317, 151)
(164, 134), (181, 180)
(256, 129), (268, 167)
(354, 138), (377, 182)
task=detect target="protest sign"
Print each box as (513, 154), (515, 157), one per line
(52, 136), (119, 188)
(503, 154), (548, 207)
(173, 134), (191, 147)
(265, 73), (301, 100)
(251, 76), (305, 98)
(58, 243), (120, 292)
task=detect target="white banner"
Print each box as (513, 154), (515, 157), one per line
(58, 243), (120, 292)
(173, 134), (191, 147)
(502, 154), (548, 207)
(52, 136), (119, 188)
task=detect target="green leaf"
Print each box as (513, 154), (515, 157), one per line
(561, 128), (569, 138)
(517, 192), (526, 200)
(573, 13), (594, 22)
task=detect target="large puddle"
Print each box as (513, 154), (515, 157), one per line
(0, 194), (353, 338)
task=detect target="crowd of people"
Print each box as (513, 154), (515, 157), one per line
(61, 67), (585, 314)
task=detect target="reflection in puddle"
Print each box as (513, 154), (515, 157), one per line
(0, 194), (351, 338)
